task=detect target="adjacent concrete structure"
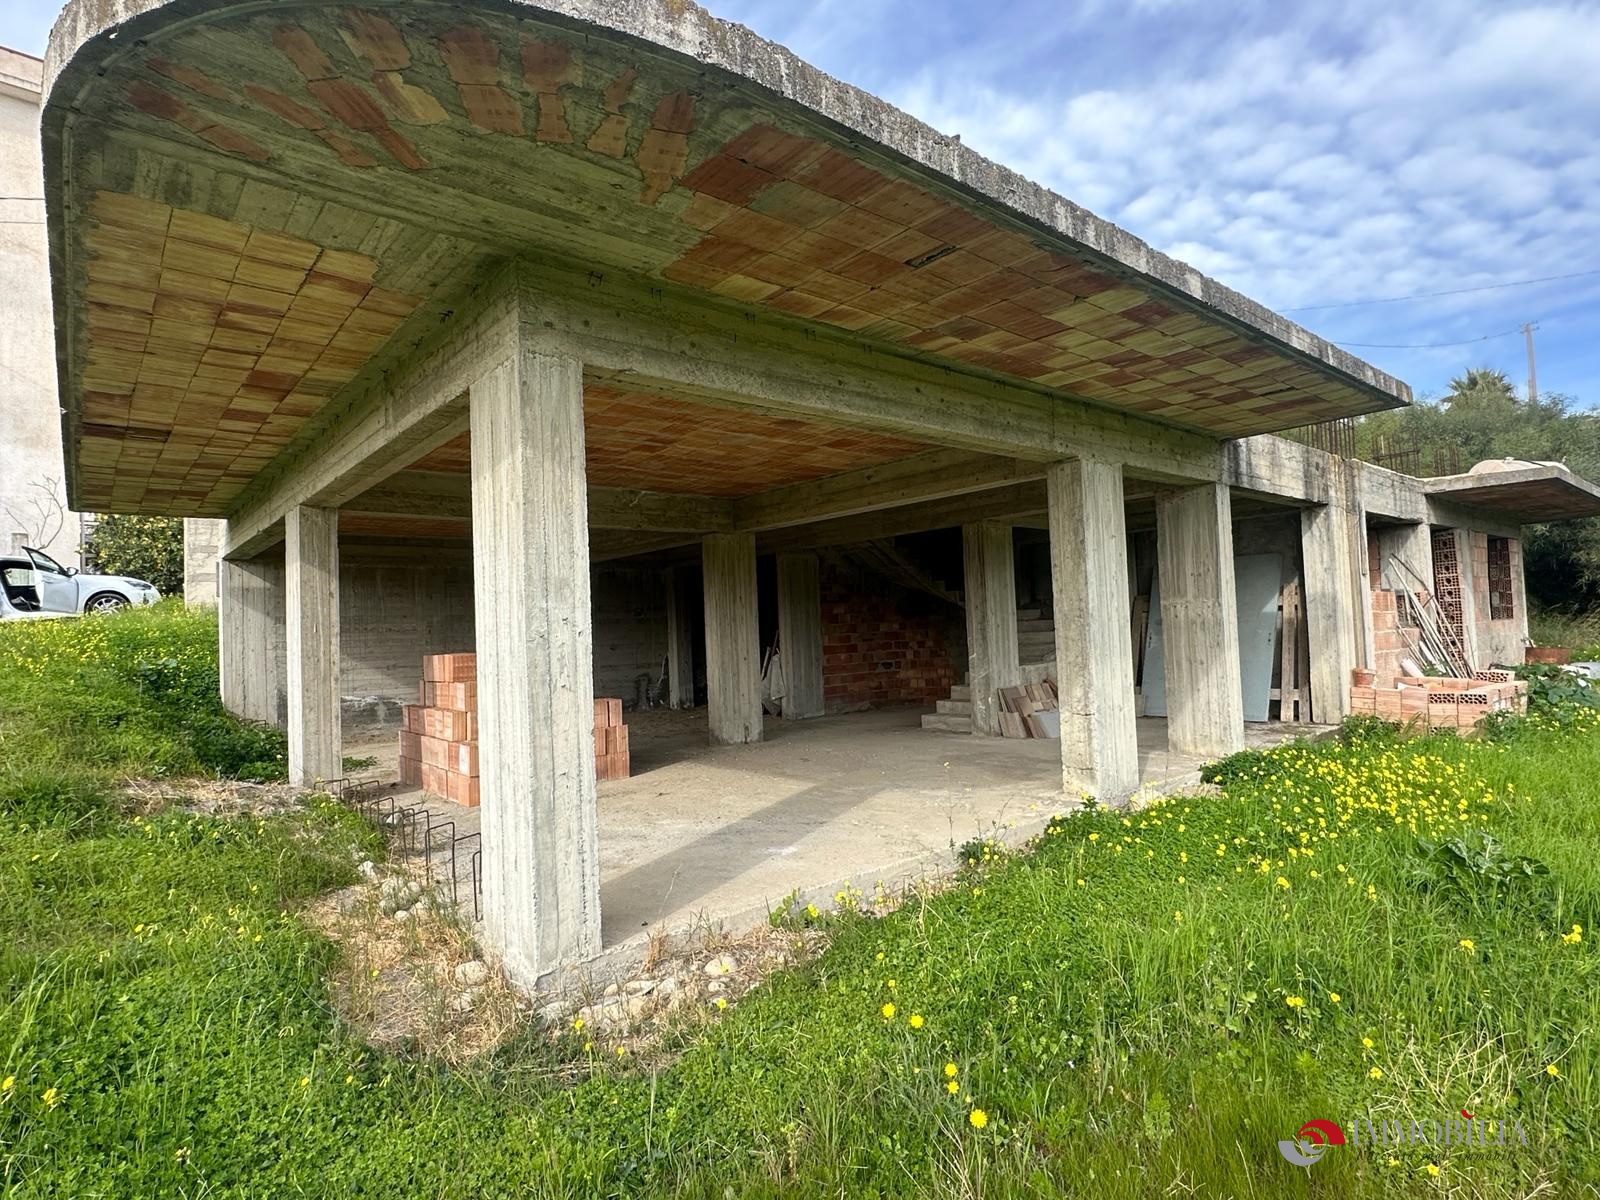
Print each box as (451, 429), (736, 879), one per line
(0, 48), (78, 566)
(37, 0), (1600, 984)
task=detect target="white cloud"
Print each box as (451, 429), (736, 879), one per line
(848, 0), (1600, 397)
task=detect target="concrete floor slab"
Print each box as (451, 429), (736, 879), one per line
(348, 706), (1327, 955)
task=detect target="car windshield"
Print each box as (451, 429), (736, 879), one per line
(24, 547), (68, 576)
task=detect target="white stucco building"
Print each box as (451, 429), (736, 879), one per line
(0, 45), (78, 566)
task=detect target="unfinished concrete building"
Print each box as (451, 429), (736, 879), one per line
(41, 0), (1600, 984)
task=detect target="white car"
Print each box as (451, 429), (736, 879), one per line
(0, 546), (161, 617)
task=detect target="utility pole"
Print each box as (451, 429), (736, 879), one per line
(1522, 322), (1538, 403)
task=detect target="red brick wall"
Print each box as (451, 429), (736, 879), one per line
(820, 562), (960, 710)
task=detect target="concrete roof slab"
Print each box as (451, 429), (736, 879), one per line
(43, 0), (1410, 516)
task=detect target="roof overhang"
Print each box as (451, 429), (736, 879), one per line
(1423, 462), (1600, 524)
(42, 0), (1410, 517)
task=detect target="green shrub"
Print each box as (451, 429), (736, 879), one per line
(82, 514), (184, 596)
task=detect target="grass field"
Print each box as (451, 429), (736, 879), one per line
(2, 605), (1597, 1197)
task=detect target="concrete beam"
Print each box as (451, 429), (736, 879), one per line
(665, 566), (697, 709)
(777, 552), (825, 720)
(761, 483), (1047, 555)
(703, 532), (762, 745)
(284, 505), (341, 786)
(223, 269), (521, 559)
(218, 552), (284, 729)
(1155, 483), (1244, 758)
(963, 521), (1020, 737)
(734, 450), (1045, 532)
(1226, 436), (1331, 506)
(1047, 459), (1139, 799)
(525, 261), (1229, 480)
(470, 347), (600, 985)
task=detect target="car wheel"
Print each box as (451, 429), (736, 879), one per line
(85, 592), (129, 614)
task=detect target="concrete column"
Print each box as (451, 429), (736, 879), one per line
(664, 566), (697, 709)
(1301, 501), (1359, 724)
(1452, 529), (1484, 667)
(1047, 459), (1139, 799)
(183, 517), (225, 606)
(702, 532), (762, 744)
(218, 552), (284, 728)
(777, 551), (824, 720)
(470, 348), (600, 983)
(285, 505), (341, 786)
(962, 521), (1019, 736)
(1155, 483), (1243, 758)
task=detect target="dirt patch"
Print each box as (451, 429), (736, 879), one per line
(120, 775), (308, 817)
(302, 864), (522, 1065)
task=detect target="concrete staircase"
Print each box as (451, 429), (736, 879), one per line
(920, 683), (974, 732)
(920, 608), (1056, 733)
(1017, 607), (1056, 665)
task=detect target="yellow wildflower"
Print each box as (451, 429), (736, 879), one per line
(1546, 1063), (1561, 1078)
(1285, 995), (1306, 1010)
(880, 1003), (896, 1020)
(945, 1063), (958, 1078)
(946, 1080), (959, 1094)
(1459, 938), (1475, 953)
(969, 1109), (989, 1129)
(1369, 1067), (1383, 1080)
(908, 1013), (924, 1029)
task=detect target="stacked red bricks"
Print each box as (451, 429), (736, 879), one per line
(399, 653), (479, 807)
(594, 698), (630, 781)
(1350, 668), (1527, 732)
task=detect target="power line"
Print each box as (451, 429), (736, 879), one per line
(1284, 268), (1600, 313)
(1333, 327), (1524, 350)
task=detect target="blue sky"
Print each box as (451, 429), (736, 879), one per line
(6, 0), (1598, 406)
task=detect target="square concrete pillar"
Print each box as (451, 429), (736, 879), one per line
(1300, 501), (1359, 724)
(470, 348), (601, 984)
(285, 505), (341, 786)
(777, 552), (824, 720)
(962, 521), (1020, 736)
(664, 566), (697, 709)
(702, 532), (762, 744)
(219, 552), (285, 728)
(1155, 483), (1244, 758)
(1047, 459), (1139, 799)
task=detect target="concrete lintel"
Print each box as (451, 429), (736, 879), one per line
(1155, 483), (1244, 759)
(1047, 459), (1139, 799)
(963, 521), (1020, 737)
(703, 532), (763, 745)
(470, 345), (601, 984)
(1352, 460), (1429, 524)
(1425, 497), (1524, 540)
(284, 505), (341, 787)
